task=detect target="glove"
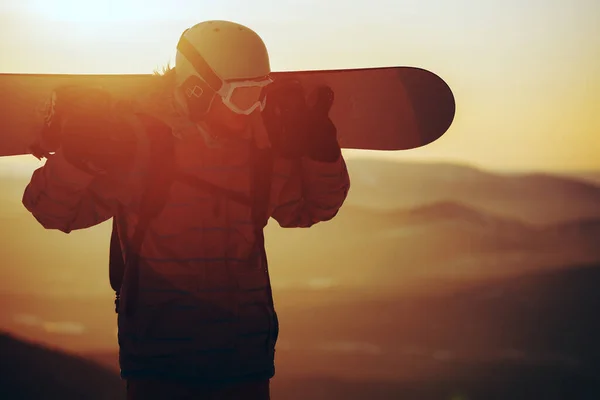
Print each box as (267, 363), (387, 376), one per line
(33, 85), (137, 175)
(261, 79), (341, 162)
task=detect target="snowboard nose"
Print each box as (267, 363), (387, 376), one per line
(398, 68), (456, 147)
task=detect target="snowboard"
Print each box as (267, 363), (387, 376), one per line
(0, 66), (455, 156)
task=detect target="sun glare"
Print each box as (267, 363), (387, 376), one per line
(24, 0), (163, 23)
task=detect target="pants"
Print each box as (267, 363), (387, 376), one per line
(126, 379), (270, 400)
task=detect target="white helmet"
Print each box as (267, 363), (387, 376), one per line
(176, 20), (271, 83)
(174, 20), (272, 118)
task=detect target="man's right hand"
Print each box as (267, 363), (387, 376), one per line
(33, 85), (137, 175)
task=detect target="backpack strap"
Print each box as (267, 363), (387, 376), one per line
(109, 218), (125, 313)
(110, 113), (175, 315)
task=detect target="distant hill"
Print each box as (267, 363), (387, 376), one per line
(559, 171), (600, 186)
(344, 158), (600, 225)
(265, 200), (600, 290)
(0, 332), (125, 400)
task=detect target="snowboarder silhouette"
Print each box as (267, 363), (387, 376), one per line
(23, 20), (350, 399)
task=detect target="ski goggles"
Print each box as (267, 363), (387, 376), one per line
(177, 32), (273, 116)
(217, 76), (273, 115)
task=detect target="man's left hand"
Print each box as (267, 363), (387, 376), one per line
(261, 79), (341, 162)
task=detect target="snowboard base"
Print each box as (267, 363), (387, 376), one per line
(0, 67), (455, 156)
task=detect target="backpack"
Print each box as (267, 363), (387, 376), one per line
(108, 113), (274, 315)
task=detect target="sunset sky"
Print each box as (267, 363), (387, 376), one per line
(0, 0), (598, 173)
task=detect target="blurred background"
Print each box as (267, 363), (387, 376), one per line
(1, 1), (599, 399)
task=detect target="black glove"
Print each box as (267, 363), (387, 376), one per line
(33, 85), (137, 174)
(261, 79), (341, 162)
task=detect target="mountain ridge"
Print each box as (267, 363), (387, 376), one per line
(344, 158), (600, 225)
(0, 331), (125, 399)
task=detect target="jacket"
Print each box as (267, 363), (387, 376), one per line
(22, 110), (350, 384)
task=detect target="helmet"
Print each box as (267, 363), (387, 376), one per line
(174, 20), (272, 120)
(176, 20), (271, 83)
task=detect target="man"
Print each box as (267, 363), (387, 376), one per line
(23, 20), (349, 399)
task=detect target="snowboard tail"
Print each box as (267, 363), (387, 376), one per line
(0, 66), (455, 156)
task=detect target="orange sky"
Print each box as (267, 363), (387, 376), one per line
(0, 0), (598, 173)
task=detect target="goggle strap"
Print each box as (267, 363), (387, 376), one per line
(177, 34), (223, 92)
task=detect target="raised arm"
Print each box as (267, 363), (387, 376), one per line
(22, 151), (114, 233)
(271, 155), (350, 228)
(22, 86), (141, 233)
(263, 82), (351, 228)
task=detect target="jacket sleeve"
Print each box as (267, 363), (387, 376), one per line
(271, 154), (350, 228)
(22, 150), (115, 233)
